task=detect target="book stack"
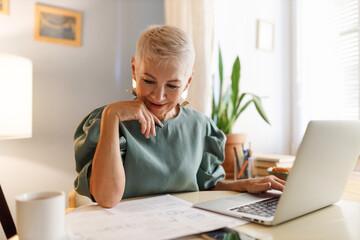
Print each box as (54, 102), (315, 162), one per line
(253, 154), (295, 177)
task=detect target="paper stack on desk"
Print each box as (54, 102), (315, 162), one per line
(65, 195), (247, 240)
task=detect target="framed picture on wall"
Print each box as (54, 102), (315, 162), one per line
(34, 4), (82, 47)
(0, 0), (9, 16)
(256, 19), (274, 51)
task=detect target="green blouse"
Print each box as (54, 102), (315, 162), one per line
(74, 105), (226, 200)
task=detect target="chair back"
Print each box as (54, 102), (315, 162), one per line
(0, 185), (17, 239)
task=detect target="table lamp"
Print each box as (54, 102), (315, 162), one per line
(0, 53), (32, 239)
(0, 53), (32, 139)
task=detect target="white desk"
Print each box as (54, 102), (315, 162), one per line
(11, 172), (360, 240)
(172, 191), (360, 240)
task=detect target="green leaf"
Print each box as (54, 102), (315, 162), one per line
(236, 99), (253, 117)
(225, 116), (237, 134)
(231, 57), (241, 112)
(219, 47), (223, 85)
(218, 46), (224, 107)
(217, 99), (226, 118)
(211, 44), (270, 133)
(235, 93), (246, 114)
(218, 86), (231, 115)
(212, 92), (216, 122)
(251, 94), (271, 125)
(239, 93), (270, 125)
(226, 101), (232, 121)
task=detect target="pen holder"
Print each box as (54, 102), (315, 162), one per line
(235, 157), (254, 180)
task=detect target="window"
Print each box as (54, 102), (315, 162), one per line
(292, 0), (359, 152)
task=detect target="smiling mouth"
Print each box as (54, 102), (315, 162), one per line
(148, 100), (166, 109)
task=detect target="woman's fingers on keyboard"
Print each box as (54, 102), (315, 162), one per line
(246, 176), (285, 193)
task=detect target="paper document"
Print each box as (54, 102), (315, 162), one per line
(65, 195), (247, 240)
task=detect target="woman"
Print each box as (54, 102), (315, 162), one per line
(74, 25), (285, 208)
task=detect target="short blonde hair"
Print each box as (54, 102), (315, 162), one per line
(135, 25), (195, 77)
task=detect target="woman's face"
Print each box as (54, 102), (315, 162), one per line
(132, 57), (192, 120)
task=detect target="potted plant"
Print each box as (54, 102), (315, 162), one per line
(212, 47), (270, 179)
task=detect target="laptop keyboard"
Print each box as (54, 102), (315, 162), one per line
(230, 197), (279, 218)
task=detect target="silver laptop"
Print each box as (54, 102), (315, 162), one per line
(194, 121), (360, 225)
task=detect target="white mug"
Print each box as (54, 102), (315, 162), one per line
(16, 191), (66, 240)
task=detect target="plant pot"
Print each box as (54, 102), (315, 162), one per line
(223, 133), (247, 180)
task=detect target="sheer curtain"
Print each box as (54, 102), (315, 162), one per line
(164, 0), (215, 116)
(291, 0), (359, 154)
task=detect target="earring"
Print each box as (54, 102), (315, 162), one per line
(126, 79), (137, 98)
(182, 89), (188, 99)
(179, 90), (190, 108)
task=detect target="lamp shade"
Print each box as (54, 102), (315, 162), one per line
(0, 53), (32, 139)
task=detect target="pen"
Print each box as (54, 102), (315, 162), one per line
(248, 142), (253, 178)
(237, 159), (248, 179)
(234, 147), (241, 175)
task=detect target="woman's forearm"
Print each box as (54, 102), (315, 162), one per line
(212, 180), (247, 192)
(213, 176), (286, 193)
(89, 106), (126, 208)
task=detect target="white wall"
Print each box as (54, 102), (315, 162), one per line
(0, 1), (290, 238)
(214, 0), (290, 154)
(0, 0), (164, 239)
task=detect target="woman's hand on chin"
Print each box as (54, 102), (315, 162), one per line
(105, 100), (163, 138)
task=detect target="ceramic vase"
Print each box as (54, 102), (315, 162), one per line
(223, 133), (247, 180)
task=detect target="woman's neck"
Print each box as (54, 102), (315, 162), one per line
(160, 104), (180, 121)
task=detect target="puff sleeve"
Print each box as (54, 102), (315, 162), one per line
(73, 106), (127, 200)
(196, 120), (226, 190)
